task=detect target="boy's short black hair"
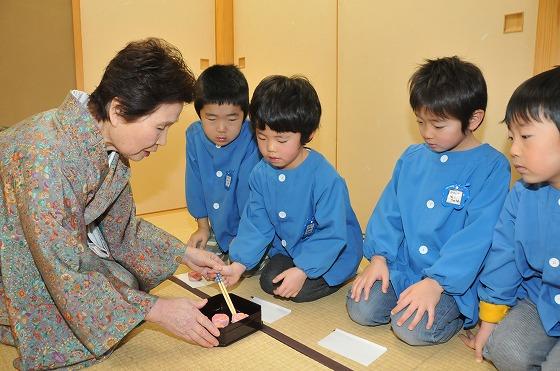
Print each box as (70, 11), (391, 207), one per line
(504, 66), (560, 131)
(249, 75), (321, 144)
(194, 64), (249, 120)
(409, 56), (487, 132)
(88, 38), (195, 122)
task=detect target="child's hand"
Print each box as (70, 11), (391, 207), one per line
(391, 277), (443, 330)
(350, 255), (389, 302)
(187, 227), (210, 249)
(459, 321), (496, 362)
(272, 267), (307, 298)
(218, 262), (246, 286)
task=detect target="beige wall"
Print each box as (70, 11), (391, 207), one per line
(338, 0), (538, 227)
(0, 0), (75, 127)
(234, 0), (338, 165)
(80, 0), (215, 214)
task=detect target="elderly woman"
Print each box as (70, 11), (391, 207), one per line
(0, 38), (224, 370)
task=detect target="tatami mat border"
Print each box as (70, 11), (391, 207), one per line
(168, 276), (352, 371)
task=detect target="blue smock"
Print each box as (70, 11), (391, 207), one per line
(229, 149), (362, 286)
(479, 181), (560, 336)
(185, 120), (260, 251)
(364, 144), (510, 327)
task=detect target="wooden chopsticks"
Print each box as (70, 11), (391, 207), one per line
(215, 273), (237, 316)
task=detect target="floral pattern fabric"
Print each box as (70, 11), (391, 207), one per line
(0, 91), (186, 370)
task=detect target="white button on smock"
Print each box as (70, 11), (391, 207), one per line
(215, 144), (221, 148)
(426, 200), (435, 209)
(549, 258), (560, 268)
(281, 240), (287, 247)
(213, 203), (220, 210)
(555, 294), (560, 305)
(216, 170), (223, 177)
(557, 198), (560, 206)
(278, 211), (287, 219)
(440, 155), (448, 163)
(419, 245), (428, 255)
(278, 174), (286, 182)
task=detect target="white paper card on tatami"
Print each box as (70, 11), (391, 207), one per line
(250, 296), (291, 323)
(175, 273), (213, 288)
(318, 328), (387, 366)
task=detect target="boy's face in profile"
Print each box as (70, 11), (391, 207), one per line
(508, 117), (560, 188)
(415, 108), (477, 153)
(200, 103), (244, 147)
(255, 125), (307, 170)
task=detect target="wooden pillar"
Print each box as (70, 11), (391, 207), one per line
(534, 0), (560, 74)
(71, 0), (84, 90)
(215, 0), (234, 65)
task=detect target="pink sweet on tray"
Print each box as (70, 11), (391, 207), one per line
(211, 312), (249, 328)
(211, 313), (229, 328)
(232, 312), (248, 323)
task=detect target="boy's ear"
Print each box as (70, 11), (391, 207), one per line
(307, 130), (316, 142)
(468, 109), (485, 131)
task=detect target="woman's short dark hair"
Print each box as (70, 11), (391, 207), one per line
(504, 66), (560, 130)
(194, 64), (249, 120)
(249, 75), (321, 144)
(88, 37), (196, 122)
(409, 56), (487, 132)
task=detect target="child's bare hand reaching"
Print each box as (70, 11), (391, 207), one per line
(272, 267), (307, 298)
(391, 277), (443, 330)
(459, 321), (496, 362)
(350, 255), (389, 302)
(218, 262), (246, 286)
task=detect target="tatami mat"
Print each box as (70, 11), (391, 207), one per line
(0, 209), (497, 370)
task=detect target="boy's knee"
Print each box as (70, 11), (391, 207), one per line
(346, 291), (390, 326)
(485, 333), (533, 371)
(259, 273), (276, 295)
(390, 319), (460, 346)
(391, 323), (432, 346)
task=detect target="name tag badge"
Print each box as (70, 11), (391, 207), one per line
(302, 217), (316, 240)
(441, 183), (470, 210)
(224, 171), (233, 190)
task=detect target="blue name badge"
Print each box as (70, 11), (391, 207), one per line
(302, 217), (316, 240)
(441, 183), (470, 210)
(224, 170), (233, 190)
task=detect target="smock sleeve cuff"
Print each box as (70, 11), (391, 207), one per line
(479, 301), (510, 323)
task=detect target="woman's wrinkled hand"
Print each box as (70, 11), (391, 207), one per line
(146, 297), (219, 347)
(182, 246), (224, 278)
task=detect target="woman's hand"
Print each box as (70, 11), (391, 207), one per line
(182, 246), (224, 278)
(272, 267), (307, 298)
(218, 262), (246, 286)
(187, 220), (210, 249)
(350, 255), (389, 302)
(391, 277), (443, 330)
(145, 297), (219, 347)
(460, 321), (496, 362)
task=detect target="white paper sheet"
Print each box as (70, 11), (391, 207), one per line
(318, 328), (387, 366)
(175, 273), (213, 288)
(250, 296), (291, 323)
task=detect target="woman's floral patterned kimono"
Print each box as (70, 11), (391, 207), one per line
(0, 91), (186, 370)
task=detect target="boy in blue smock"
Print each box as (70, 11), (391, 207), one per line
(347, 56), (511, 345)
(462, 67), (560, 370)
(185, 65), (260, 257)
(219, 75), (362, 302)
